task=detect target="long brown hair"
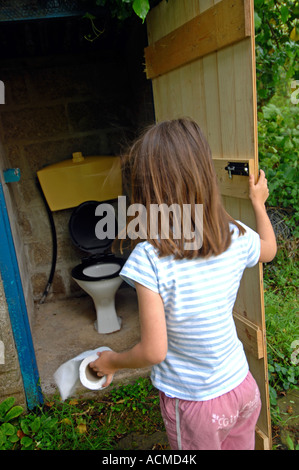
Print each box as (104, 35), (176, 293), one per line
(117, 118), (245, 259)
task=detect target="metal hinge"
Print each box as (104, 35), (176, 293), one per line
(225, 162), (249, 179)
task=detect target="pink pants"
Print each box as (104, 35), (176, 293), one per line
(159, 372), (261, 450)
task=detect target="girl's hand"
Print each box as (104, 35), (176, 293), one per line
(89, 350), (117, 387)
(249, 169), (277, 262)
(249, 170), (269, 208)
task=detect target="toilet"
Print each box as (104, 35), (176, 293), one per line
(37, 153), (124, 333)
(69, 200), (125, 334)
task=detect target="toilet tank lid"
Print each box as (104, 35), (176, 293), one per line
(69, 201), (117, 253)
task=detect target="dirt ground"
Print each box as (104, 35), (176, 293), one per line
(32, 286), (151, 399)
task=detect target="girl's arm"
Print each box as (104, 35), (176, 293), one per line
(249, 170), (277, 263)
(89, 282), (167, 387)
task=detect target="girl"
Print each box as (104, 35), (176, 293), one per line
(90, 118), (276, 450)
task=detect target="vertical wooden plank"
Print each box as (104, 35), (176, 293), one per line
(201, 0), (223, 156)
(181, 60), (208, 134)
(151, 59), (208, 134)
(202, 53), (223, 156)
(233, 39), (256, 158)
(217, 46), (238, 158)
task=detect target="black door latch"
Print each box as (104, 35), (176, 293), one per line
(225, 162), (249, 178)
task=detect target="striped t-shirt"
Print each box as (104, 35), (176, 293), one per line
(119, 221), (260, 401)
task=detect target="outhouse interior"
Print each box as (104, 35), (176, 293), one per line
(0, 3), (156, 398)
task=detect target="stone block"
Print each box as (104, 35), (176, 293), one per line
(1, 105), (68, 142)
(0, 71), (29, 106)
(28, 205), (53, 241)
(4, 144), (23, 169)
(67, 100), (107, 132)
(67, 99), (132, 133)
(8, 74), (29, 106)
(0, 368), (24, 395)
(23, 133), (108, 175)
(28, 241), (52, 267)
(31, 272), (48, 299)
(28, 65), (91, 101)
(51, 271), (66, 297)
(18, 211), (32, 238)
(0, 277), (26, 406)
(15, 179), (43, 210)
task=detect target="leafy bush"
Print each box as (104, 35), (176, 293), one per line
(264, 240), (299, 411)
(254, 0), (299, 108)
(0, 397), (60, 450)
(258, 90), (299, 237)
(91, 0), (150, 21)
(0, 398), (23, 449)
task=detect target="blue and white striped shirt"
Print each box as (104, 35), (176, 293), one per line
(120, 222), (260, 401)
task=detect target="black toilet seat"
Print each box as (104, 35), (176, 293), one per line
(71, 256), (125, 282)
(69, 201), (125, 282)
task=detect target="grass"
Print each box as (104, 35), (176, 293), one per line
(263, 237), (299, 442)
(0, 239), (298, 450)
(264, 238), (298, 398)
(0, 377), (166, 450)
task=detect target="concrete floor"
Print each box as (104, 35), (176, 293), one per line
(32, 286), (151, 400)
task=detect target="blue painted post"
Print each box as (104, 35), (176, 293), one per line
(0, 182), (43, 409)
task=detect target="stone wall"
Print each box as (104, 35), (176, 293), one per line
(0, 18), (154, 316)
(0, 272), (26, 407)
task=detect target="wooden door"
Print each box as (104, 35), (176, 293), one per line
(145, 0), (271, 449)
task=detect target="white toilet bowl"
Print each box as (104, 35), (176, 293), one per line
(73, 262), (123, 334)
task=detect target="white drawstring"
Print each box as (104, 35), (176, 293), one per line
(175, 399), (182, 450)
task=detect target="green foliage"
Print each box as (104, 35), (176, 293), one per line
(285, 433), (299, 451)
(254, 0), (299, 108)
(18, 414), (58, 450)
(0, 398), (23, 449)
(258, 88), (299, 236)
(264, 240), (299, 412)
(0, 377), (164, 450)
(0, 397), (23, 423)
(92, 0), (150, 21)
(109, 377), (159, 413)
(0, 397), (60, 450)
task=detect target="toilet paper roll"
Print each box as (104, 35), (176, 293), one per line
(79, 353), (109, 390)
(54, 346), (112, 401)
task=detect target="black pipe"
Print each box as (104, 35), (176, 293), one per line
(36, 177), (57, 304)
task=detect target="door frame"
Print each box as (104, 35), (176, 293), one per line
(0, 181), (42, 409)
